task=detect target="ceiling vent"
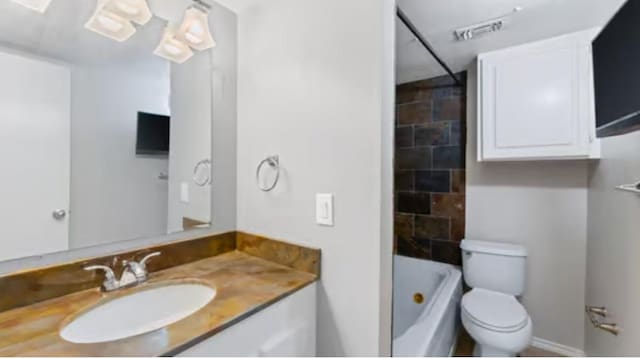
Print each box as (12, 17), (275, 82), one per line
(454, 7), (522, 41)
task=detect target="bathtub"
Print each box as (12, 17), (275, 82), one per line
(392, 255), (463, 357)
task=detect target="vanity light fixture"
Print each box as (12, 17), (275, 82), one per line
(177, 6), (216, 51)
(10, 0), (52, 13)
(85, 5), (137, 42)
(154, 26), (194, 64)
(85, 0), (151, 42)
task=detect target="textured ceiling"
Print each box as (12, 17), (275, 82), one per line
(396, 0), (627, 84)
(0, 0), (216, 70)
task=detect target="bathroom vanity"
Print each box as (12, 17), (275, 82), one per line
(0, 232), (319, 356)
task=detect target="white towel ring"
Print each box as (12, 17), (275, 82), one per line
(256, 155), (280, 192)
(193, 159), (212, 187)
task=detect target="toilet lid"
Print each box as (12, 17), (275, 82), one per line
(462, 288), (529, 333)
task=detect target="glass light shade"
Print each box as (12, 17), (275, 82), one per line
(154, 27), (194, 64)
(103, 0), (152, 25)
(177, 7), (216, 51)
(10, 0), (52, 13)
(85, 6), (136, 42)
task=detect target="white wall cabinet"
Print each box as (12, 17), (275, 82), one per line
(177, 283), (316, 357)
(477, 29), (601, 161)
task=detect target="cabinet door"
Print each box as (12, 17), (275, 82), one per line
(479, 30), (598, 161)
(177, 283), (316, 357)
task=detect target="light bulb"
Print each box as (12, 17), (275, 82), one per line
(97, 14), (125, 32)
(115, 1), (140, 16)
(154, 26), (193, 64)
(177, 7), (216, 51)
(105, 0), (152, 25)
(185, 32), (203, 45)
(163, 42), (183, 56)
(85, 6), (136, 42)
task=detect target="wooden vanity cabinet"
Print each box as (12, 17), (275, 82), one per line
(177, 283), (316, 357)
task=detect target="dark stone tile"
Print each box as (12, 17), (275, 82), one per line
(433, 146), (464, 169)
(396, 236), (431, 260)
(431, 193), (465, 218)
(394, 213), (414, 241)
(452, 170), (465, 193)
(433, 96), (465, 122)
(398, 72), (466, 105)
(396, 147), (431, 170)
(431, 239), (462, 265)
(426, 76), (458, 87)
(395, 170), (414, 191)
(396, 126), (414, 148)
(415, 170), (450, 192)
(396, 82), (433, 105)
(398, 102), (432, 125)
(433, 86), (466, 99)
(415, 122), (450, 146)
(451, 217), (465, 242)
(397, 192), (431, 215)
(450, 120), (463, 145)
(415, 215), (450, 240)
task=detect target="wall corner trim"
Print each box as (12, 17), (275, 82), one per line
(531, 337), (585, 357)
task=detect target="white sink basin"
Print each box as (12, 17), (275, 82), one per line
(60, 283), (216, 344)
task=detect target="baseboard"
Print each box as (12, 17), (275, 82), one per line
(531, 337), (585, 357)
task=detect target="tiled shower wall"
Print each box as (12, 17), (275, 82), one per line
(394, 73), (467, 266)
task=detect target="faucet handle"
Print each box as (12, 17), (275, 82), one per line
(138, 251), (161, 271)
(84, 265), (116, 280)
(84, 265), (118, 291)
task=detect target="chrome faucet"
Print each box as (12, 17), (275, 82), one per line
(84, 252), (161, 292)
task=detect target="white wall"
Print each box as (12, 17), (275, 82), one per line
(70, 63), (170, 248)
(236, 0), (395, 355)
(585, 131), (640, 356)
(466, 65), (589, 352)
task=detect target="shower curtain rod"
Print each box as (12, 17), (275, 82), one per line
(397, 7), (462, 87)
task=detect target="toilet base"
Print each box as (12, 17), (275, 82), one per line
(472, 343), (516, 357)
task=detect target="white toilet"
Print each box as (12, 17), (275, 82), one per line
(459, 239), (532, 357)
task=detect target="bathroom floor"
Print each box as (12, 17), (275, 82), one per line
(454, 329), (562, 357)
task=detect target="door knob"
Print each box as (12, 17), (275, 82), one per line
(52, 209), (67, 220)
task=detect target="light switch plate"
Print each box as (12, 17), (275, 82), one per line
(316, 193), (334, 226)
(180, 182), (190, 203)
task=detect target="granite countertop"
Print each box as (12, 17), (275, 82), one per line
(0, 251), (317, 356)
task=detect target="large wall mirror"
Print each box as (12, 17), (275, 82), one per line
(0, 0), (220, 262)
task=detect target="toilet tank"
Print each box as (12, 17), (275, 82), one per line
(460, 239), (528, 296)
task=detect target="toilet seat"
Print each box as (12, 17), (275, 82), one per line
(461, 288), (532, 356)
(461, 288), (528, 333)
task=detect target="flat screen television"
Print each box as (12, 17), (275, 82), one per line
(593, 0), (640, 137)
(136, 112), (170, 156)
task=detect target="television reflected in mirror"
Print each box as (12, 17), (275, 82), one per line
(136, 112), (171, 157)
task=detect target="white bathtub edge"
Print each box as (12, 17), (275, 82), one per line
(531, 337), (585, 357)
(393, 256), (463, 357)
